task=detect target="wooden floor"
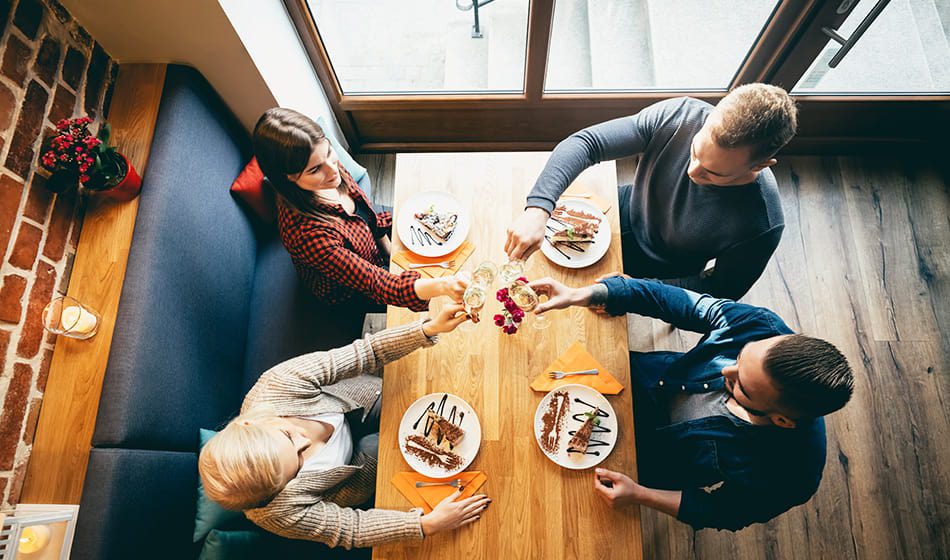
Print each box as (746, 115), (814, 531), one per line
(355, 153), (950, 560)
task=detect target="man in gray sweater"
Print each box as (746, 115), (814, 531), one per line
(506, 84), (797, 300)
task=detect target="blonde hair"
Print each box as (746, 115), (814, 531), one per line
(712, 83), (798, 162)
(198, 408), (286, 511)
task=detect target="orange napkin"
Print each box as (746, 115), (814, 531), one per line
(391, 471), (488, 513)
(391, 241), (475, 279)
(559, 187), (611, 214)
(530, 341), (624, 395)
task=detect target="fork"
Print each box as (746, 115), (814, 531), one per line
(560, 193), (592, 199)
(548, 369), (599, 380)
(408, 260), (455, 269)
(415, 479), (462, 488)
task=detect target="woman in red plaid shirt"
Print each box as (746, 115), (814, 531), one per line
(254, 109), (466, 312)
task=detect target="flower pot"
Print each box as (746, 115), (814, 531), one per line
(96, 153), (142, 201)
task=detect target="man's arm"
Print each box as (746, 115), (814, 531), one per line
(661, 225), (784, 301)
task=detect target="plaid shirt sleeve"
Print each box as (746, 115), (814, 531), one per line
(376, 210), (392, 231)
(294, 224), (429, 311)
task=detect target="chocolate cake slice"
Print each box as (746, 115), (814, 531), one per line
(427, 410), (465, 447)
(568, 408), (600, 454)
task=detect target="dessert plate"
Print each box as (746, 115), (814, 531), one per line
(540, 199), (610, 269)
(534, 384), (617, 470)
(397, 191), (470, 258)
(399, 393), (481, 478)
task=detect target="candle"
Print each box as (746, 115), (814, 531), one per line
(18, 524), (51, 553)
(61, 305), (98, 337)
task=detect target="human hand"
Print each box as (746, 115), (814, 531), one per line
(420, 490), (491, 535)
(440, 274), (469, 302)
(423, 303), (470, 336)
(529, 277), (592, 314)
(592, 468), (640, 509)
(505, 207), (550, 260)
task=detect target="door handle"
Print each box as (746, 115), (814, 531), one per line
(821, 0), (891, 68)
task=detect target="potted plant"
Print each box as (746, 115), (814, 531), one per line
(40, 117), (142, 201)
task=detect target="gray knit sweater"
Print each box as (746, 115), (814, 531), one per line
(243, 320), (436, 549)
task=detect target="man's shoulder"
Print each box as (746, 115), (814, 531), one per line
(643, 96), (712, 121)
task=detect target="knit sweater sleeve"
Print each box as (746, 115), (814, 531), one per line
(245, 320), (436, 408)
(247, 499), (424, 549)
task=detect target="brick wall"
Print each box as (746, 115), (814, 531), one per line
(0, 0), (116, 509)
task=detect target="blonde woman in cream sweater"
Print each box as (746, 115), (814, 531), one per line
(198, 303), (490, 549)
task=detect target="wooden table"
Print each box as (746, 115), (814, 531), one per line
(374, 153), (642, 560)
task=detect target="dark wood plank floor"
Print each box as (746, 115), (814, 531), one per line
(355, 153), (950, 560)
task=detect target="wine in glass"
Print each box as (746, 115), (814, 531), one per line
(509, 279), (550, 330)
(460, 282), (487, 332)
(472, 261), (498, 288)
(498, 259), (525, 286)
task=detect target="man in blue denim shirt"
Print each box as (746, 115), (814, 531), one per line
(531, 275), (854, 531)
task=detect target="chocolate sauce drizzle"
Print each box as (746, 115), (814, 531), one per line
(566, 398), (612, 456)
(409, 225), (443, 247)
(546, 219), (593, 254)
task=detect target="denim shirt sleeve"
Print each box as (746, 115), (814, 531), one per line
(600, 277), (764, 334)
(677, 475), (818, 531)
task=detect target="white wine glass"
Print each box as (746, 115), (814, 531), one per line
(498, 259), (525, 286)
(456, 271), (485, 332)
(509, 279), (550, 330)
(471, 261), (498, 288)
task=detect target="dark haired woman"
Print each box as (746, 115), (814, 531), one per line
(253, 108), (466, 311)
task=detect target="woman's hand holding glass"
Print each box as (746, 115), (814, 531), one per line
(422, 303), (471, 337)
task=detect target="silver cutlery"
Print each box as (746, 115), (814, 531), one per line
(548, 369), (599, 380)
(415, 479), (462, 488)
(408, 260), (455, 269)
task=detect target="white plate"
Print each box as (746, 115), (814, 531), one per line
(533, 384), (617, 470)
(397, 191), (470, 258)
(540, 199), (610, 269)
(399, 393), (481, 478)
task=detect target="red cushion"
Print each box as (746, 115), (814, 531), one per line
(230, 157), (276, 223)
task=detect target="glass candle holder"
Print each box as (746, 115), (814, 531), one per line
(42, 296), (101, 340)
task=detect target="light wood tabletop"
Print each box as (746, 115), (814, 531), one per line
(374, 153), (642, 560)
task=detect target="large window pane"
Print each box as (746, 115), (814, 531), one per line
(793, 0), (950, 94)
(308, 0), (529, 95)
(545, 0), (779, 92)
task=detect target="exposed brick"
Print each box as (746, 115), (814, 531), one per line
(0, 274), (27, 323)
(32, 36), (61, 87)
(0, 174), (25, 256)
(15, 261), (55, 359)
(61, 47), (85, 91)
(23, 172), (53, 223)
(8, 221), (42, 270)
(0, 363), (32, 470)
(36, 347), (52, 392)
(0, 0), (11, 29)
(7, 458), (27, 506)
(2, 34), (33, 86)
(42, 189), (75, 261)
(0, 329), (10, 373)
(69, 22), (92, 49)
(13, 0), (43, 39)
(48, 0), (71, 25)
(0, 81), (17, 132)
(4, 80), (49, 178)
(84, 44), (108, 117)
(0, 476), (7, 504)
(22, 397), (42, 445)
(47, 84), (75, 125)
(102, 63), (118, 118)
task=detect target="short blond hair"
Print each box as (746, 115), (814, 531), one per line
(198, 409), (286, 511)
(712, 83), (798, 162)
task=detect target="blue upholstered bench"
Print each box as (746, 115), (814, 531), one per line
(71, 65), (371, 560)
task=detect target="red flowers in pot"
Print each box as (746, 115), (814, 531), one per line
(39, 117), (141, 201)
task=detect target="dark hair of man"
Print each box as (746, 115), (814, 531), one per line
(252, 107), (343, 223)
(763, 335), (854, 419)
